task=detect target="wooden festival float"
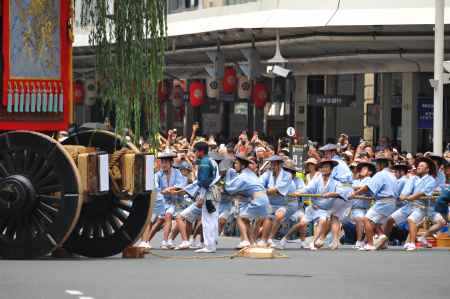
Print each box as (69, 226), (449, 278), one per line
(0, 1), (159, 259)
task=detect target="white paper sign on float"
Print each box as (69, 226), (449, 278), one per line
(206, 77), (219, 99)
(98, 154), (110, 192)
(238, 76), (251, 100)
(145, 155), (155, 191)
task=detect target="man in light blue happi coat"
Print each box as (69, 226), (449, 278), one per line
(295, 159), (350, 251)
(319, 144), (353, 249)
(147, 150), (187, 249)
(274, 159), (307, 249)
(352, 154), (397, 251)
(351, 161), (376, 249)
(175, 142), (220, 252)
(383, 157), (437, 251)
(259, 155), (292, 247)
(225, 154), (270, 248)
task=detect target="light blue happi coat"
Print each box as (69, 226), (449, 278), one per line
(298, 173), (349, 210)
(395, 175), (410, 207)
(221, 168), (238, 203)
(260, 168), (292, 207)
(225, 168), (269, 218)
(400, 174), (436, 207)
(225, 168), (266, 197)
(435, 170), (446, 191)
(352, 176), (371, 209)
(366, 169), (397, 199)
(331, 154), (353, 184)
(183, 160), (221, 200)
(155, 168), (188, 208)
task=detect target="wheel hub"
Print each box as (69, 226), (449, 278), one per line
(0, 175), (36, 215)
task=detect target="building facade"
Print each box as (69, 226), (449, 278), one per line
(73, 0), (450, 152)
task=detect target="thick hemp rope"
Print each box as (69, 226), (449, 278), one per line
(109, 148), (134, 197)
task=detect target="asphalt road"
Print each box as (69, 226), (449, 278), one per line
(1, 236), (449, 299)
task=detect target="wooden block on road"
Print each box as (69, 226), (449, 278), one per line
(122, 246), (145, 258)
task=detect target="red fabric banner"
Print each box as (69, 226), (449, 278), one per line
(1, 0), (73, 131)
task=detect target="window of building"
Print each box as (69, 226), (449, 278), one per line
(168, 0), (199, 14)
(225, 0), (256, 5)
(267, 102), (288, 117)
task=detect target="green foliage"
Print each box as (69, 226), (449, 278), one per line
(78, 0), (166, 147)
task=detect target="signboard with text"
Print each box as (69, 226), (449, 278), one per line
(291, 145), (306, 172)
(417, 98), (433, 129)
(308, 94), (354, 107)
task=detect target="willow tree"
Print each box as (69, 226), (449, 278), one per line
(78, 0), (167, 147)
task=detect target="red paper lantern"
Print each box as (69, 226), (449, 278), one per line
(73, 81), (85, 104)
(158, 81), (169, 102)
(223, 67), (237, 94)
(189, 81), (206, 107)
(252, 83), (268, 109)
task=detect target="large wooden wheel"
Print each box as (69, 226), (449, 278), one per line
(0, 131), (83, 259)
(61, 130), (152, 258)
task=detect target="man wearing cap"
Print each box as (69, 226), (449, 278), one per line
(351, 154), (397, 251)
(147, 150), (187, 249)
(380, 157), (437, 251)
(259, 155), (292, 247)
(296, 159), (350, 250)
(351, 162), (376, 249)
(225, 154), (270, 248)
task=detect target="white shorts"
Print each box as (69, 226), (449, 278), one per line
(179, 203), (202, 224)
(365, 198), (396, 224)
(290, 208), (305, 222)
(432, 212), (446, 224)
(271, 205), (298, 223)
(218, 201), (233, 220)
(151, 213), (165, 223)
(365, 208), (390, 225)
(330, 198), (352, 221)
(351, 208), (367, 220)
(303, 206), (330, 223)
(391, 205), (426, 225)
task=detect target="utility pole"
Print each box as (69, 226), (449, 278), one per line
(433, 0), (445, 155)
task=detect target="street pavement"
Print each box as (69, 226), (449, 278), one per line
(1, 236), (449, 299)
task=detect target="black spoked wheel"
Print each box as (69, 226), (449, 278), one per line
(0, 131), (83, 259)
(61, 130), (152, 258)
